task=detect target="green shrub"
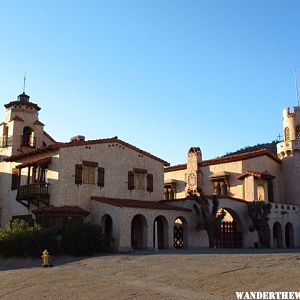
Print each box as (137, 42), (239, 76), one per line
(0, 219), (58, 257)
(61, 223), (104, 256)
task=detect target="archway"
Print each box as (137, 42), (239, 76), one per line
(22, 126), (34, 147)
(273, 222), (283, 248)
(101, 214), (113, 251)
(153, 215), (168, 249)
(285, 223), (294, 248)
(214, 208), (243, 248)
(131, 214), (147, 250)
(174, 217), (188, 249)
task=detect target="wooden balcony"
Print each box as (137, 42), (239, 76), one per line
(16, 183), (50, 209)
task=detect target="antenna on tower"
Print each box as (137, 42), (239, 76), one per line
(23, 72), (26, 94)
(294, 69), (299, 107)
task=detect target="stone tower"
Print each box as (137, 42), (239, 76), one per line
(277, 106), (300, 205)
(186, 147), (202, 194)
(277, 106), (300, 158)
(0, 92), (45, 157)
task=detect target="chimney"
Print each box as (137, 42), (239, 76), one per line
(70, 135), (85, 142)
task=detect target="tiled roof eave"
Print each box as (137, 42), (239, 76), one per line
(91, 197), (191, 212)
(4, 137), (169, 166)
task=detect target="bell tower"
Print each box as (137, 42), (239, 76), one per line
(277, 106), (300, 158)
(0, 92), (45, 157)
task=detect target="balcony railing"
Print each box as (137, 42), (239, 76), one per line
(16, 183), (50, 208)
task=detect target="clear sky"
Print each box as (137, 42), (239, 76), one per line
(1, 1), (300, 165)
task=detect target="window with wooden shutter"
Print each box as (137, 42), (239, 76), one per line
(128, 171), (134, 190)
(83, 165), (96, 184)
(147, 173), (153, 192)
(97, 167), (105, 187)
(75, 164), (83, 185)
(11, 168), (19, 190)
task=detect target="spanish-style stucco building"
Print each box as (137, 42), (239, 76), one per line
(0, 91), (299, 251)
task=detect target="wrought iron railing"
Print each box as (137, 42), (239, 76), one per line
(17, 183), (50, 200)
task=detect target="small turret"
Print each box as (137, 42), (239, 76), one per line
(17, 92), (30, 103)
(277, 106), (300, 158)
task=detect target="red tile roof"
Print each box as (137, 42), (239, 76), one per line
(164, 163), (187, 172)
(32, 205), (90, 216)
(34, 120), (45, 126)
(237, 170), (275, 180)
(161, 195), (247, 204)
(16, 156), (52, 168)
(164, 148), (281, 172)
(91, 197), (191, 212)
(4, 101), (41, 111)
(43, 131), (57, 143)
(201, 149), (281, 166)
(5, 137), (169, 166)
(11, 116), (24, 122)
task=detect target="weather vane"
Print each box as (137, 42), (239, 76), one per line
(23, 72), (26, 94)
(294, 69), (299, 107)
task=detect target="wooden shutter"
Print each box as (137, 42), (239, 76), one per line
(128, 171), (134, 190)
(97, 167), (105, 187)
(147, 173), (153, 192)
(11, 168), (19, 190)
(75, 164), (83, 185)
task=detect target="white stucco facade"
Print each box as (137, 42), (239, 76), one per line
(0, 91), (300, 251)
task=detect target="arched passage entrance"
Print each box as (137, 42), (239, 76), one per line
(131, 214), (147, 250)
(273, 222), (283, 248)
(153, 215), (168, 249)
(285, 223), (294, 248)
(101, 214), (113, 251)
(174, 217), (188, 249)
(214, 208), (243, 248)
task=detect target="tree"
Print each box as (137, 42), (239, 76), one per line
(190, 189), (225, 248)
(247, 201), (271, 248)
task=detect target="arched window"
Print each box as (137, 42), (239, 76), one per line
(257, 185), (265, 201)
(22, 127), (34, 147)
(284, 127), (290, 141)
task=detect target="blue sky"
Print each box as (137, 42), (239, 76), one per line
(0, 1), (300, 165)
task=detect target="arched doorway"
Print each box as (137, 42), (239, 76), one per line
(153, 216), (168, 249)
(273, 222), (283, 248)
(214, 208), (243, 248)
(101, 214), (113, 252)
(285, 223), (294, 248)
(131, 214), (147, 250)
(174, 217), (188, 249)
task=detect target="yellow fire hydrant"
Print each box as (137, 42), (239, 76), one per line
(41, 249), (50, 267)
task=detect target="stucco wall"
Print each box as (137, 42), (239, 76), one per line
(54, 141), (165, 211)
(281, 152), (300, 205)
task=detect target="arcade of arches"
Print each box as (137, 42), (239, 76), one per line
(101, 213), (190, 251)
(99, 209), (295, 251)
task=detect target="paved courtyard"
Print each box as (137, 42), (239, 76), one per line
(0, 249), (299, 300)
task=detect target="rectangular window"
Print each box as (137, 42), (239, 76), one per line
(83, 165), (96, 184)
(147, 173), (153, 192)
(97, 167), (105, 187)
(134, 172), (145, 190)
(75, 164), (83, 185)
(128, 171), (134, 190)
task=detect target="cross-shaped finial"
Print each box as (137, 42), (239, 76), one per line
(277, 133), (282, 141)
